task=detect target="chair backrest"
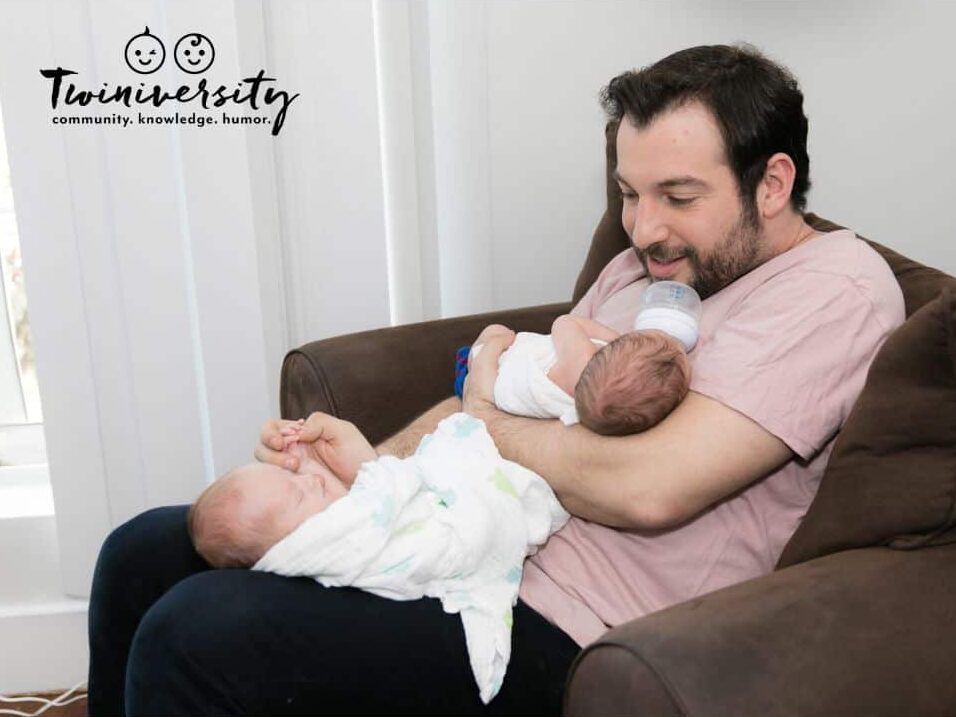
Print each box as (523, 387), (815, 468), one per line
(576, 121), (956, 315)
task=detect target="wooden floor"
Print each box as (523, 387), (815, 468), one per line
(0, 689), (87, 717)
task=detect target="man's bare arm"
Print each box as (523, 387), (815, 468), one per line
(375, 396), (461, 458)
(463, 334), (793, 529)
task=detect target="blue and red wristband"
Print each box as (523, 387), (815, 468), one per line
(453, 346), (471, 398)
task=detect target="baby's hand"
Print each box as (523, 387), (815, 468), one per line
(279, 420), (304, 451)
(278, 422), (335, 476)
(285, 439), (333, 476)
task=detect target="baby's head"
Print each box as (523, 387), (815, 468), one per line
(188, 462), (349, 568)
(574, 330), (690, 436)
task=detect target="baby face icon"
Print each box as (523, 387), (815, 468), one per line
(125, 26), (165, 74)
(174, 33), (216, 74)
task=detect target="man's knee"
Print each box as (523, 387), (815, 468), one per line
(125, 571), (264, 713)
(93, 507), (188, 587)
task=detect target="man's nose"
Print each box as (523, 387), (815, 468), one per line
(629, 198), (669, 249)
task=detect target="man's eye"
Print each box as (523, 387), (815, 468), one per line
(617, 187), (639, 202)
(667, 195), (695, 207)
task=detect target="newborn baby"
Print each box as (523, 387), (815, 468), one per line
(189, 413), (568, 703)
(188, 426), (354, 569)
(471, 315), (690, 435)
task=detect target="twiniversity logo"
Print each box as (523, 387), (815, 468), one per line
(41, 26), (299, 136)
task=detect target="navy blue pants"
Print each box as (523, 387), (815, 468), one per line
(87, 506), (579, 716)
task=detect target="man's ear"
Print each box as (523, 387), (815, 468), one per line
(757, 152), (797, 219)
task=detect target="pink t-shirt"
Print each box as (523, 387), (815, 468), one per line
(518, 229), (905, 646)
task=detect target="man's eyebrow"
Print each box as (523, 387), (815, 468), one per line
(657, 176), (708, 190)
(611, 171), (709, 191)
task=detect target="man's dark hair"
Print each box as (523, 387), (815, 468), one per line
(600, 44), (810, 218)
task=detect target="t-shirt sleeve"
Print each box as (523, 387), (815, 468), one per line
(690, 269), (896, 460)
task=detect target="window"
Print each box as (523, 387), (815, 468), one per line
(0, 98), (51, 518)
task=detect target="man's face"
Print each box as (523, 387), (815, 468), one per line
(614, 102), (763, 299)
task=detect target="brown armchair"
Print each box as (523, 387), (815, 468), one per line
(280, 124), (956, 716)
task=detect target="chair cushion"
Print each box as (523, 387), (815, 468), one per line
(778, 288), (956, 567)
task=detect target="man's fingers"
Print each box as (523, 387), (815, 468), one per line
(475, 323), (514, 344)
(463, 331), (514, 413)
(298, 411), (348, 443)
(297, 412), (330, 442)
(471, 332), (513, 368)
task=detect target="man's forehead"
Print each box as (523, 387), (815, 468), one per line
(614, 103), (729, 184)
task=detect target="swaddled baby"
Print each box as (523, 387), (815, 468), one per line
(463, 315), (691, 435)
(188, 413), (569, 703)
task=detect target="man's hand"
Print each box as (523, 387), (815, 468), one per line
(256, 413), (378, 486)
(462, 328), (514, 419)
(297, 412), (378, 485)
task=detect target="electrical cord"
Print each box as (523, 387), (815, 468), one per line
(0, 681), (87, 717)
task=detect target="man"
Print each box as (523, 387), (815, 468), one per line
(88, 45), (903, 715)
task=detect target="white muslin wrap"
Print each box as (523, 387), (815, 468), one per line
(252, 412), (569, 703)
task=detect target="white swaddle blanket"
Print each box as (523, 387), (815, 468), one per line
(489, 331), (606, 426)
(252, 412), (569, 703)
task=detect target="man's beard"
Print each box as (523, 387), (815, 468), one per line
(635, 213), (762, 300)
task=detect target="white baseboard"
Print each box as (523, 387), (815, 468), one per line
(0, 513), (89, 694)
(0, 599), (88, 694)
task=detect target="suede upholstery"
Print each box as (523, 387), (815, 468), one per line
(280, 121), (956, 716)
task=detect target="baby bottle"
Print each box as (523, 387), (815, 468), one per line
(633, 281), (702, 351)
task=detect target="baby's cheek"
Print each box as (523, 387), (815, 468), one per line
(270, 507), (304, 545)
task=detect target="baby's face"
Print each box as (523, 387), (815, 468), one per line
(230, 462), (349, 548)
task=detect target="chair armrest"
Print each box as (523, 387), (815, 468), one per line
(280, 302), (570, 444)
(565, 544), (956, 717)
